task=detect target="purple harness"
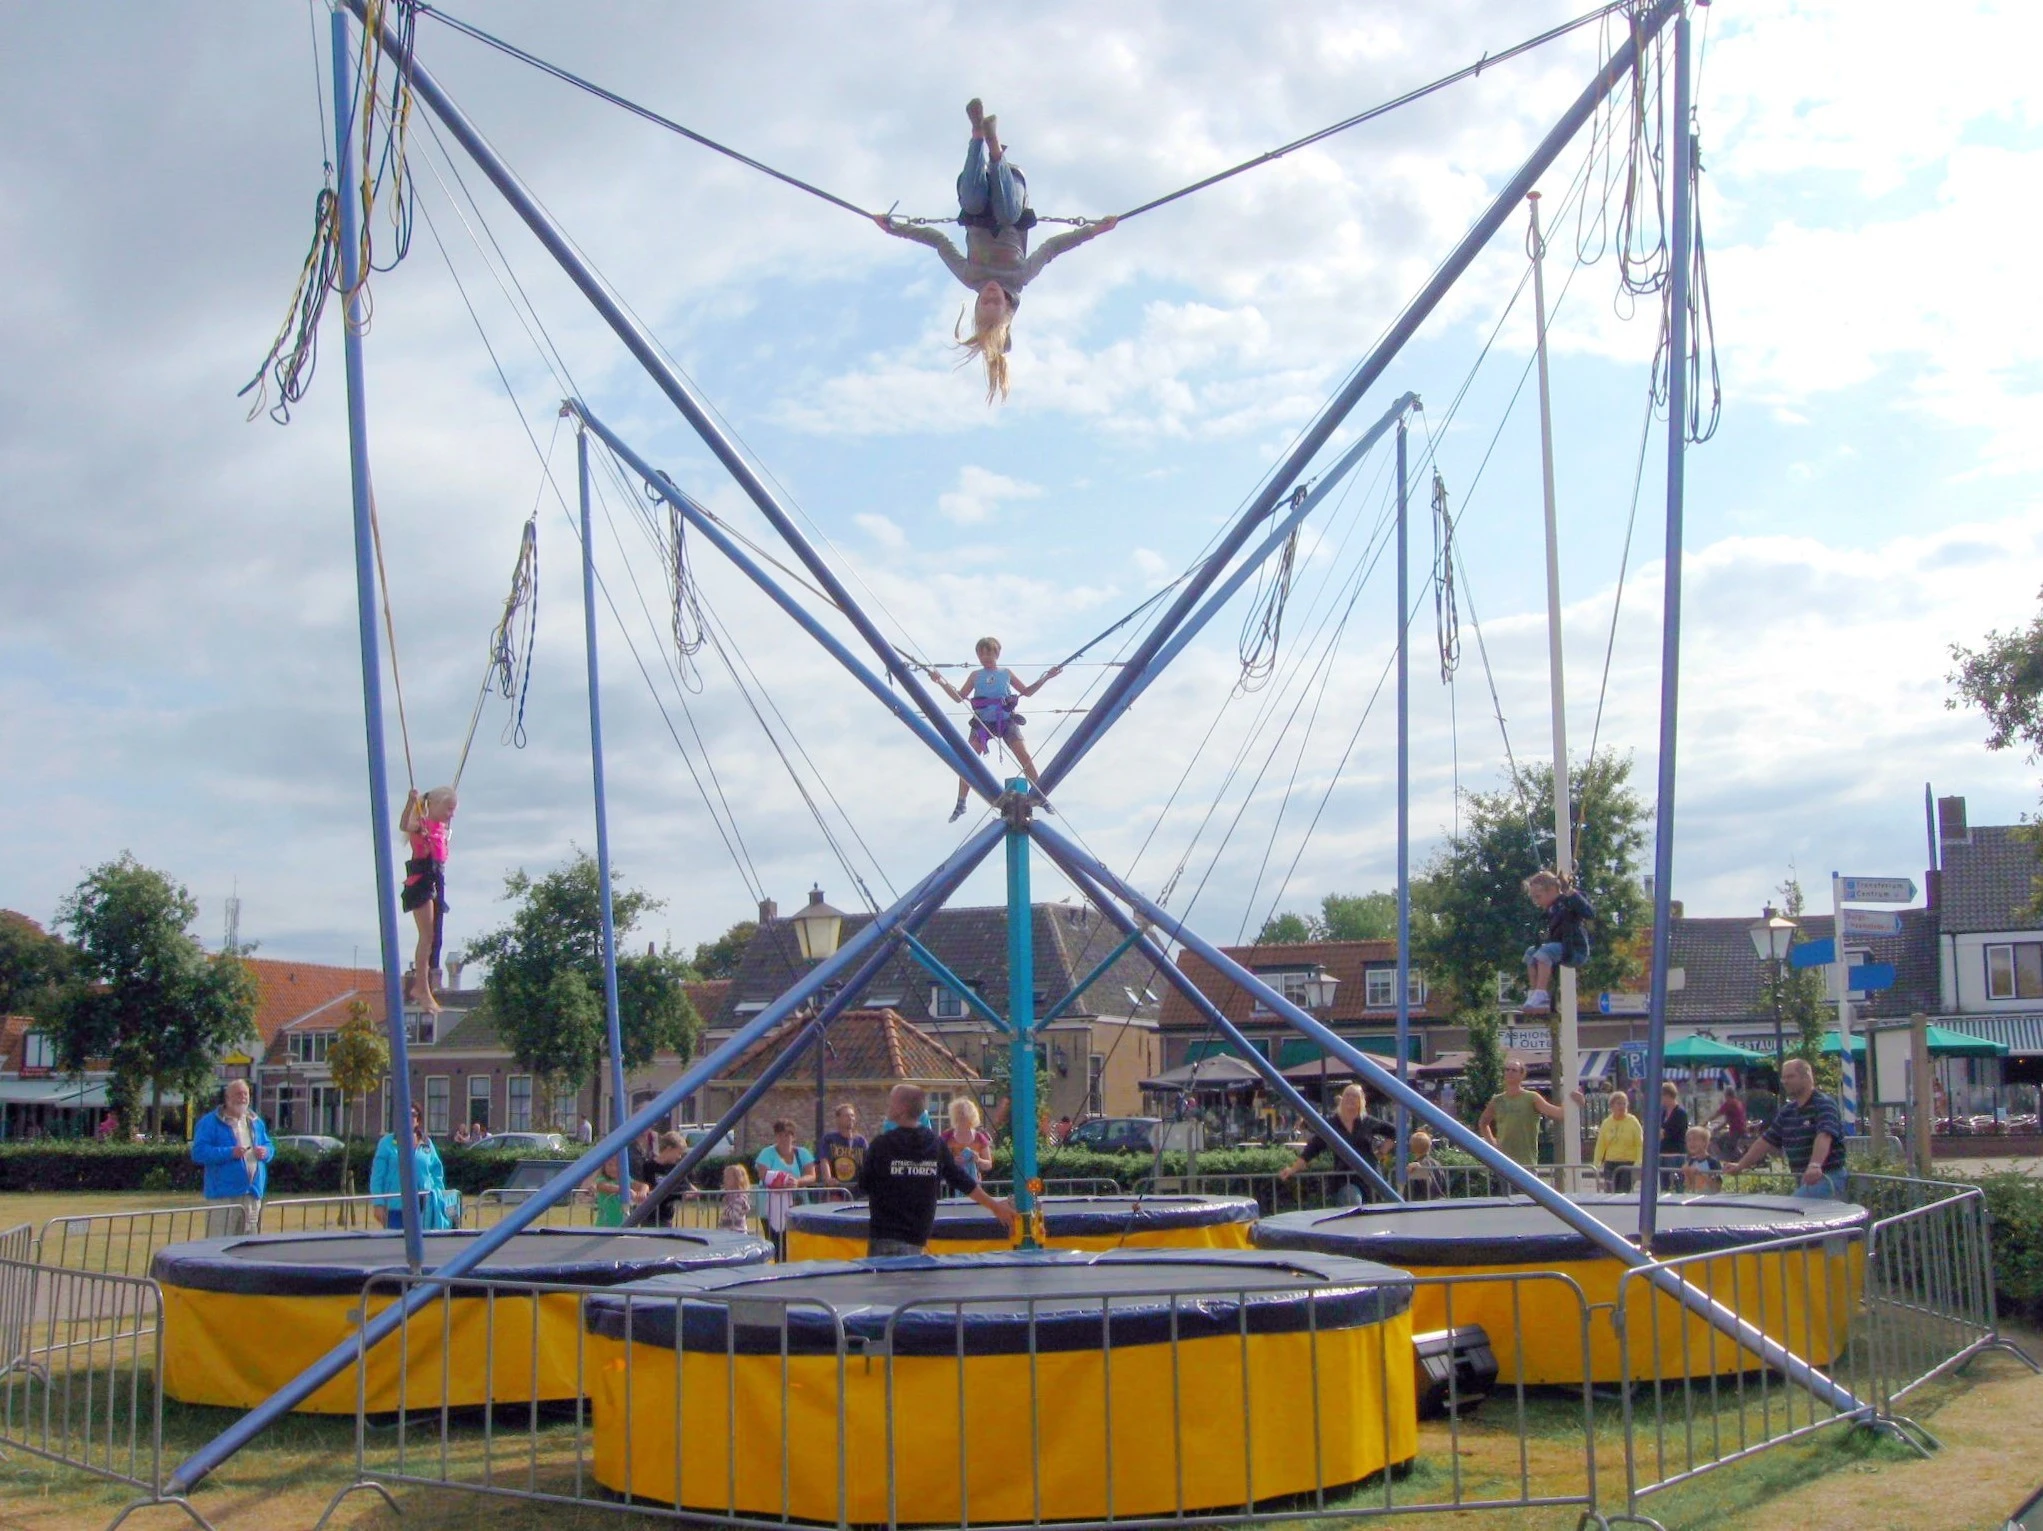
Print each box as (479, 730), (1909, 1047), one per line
(968, 693), (1024, 755)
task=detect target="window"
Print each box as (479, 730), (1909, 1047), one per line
(404, 1010), (436, 1046)
(271, 1084), (297, 1132)
(507, 1076), (534, 1132)
(926, 1090), (954, 1122)
(931, 987), (966, 1020)
(1985, 942), (2043, 1000)
(551, 1083), (579, 1131)
(1250, 968), (1314, 1014)
(1364, 967), (1428, 1008)
(466, 1075), (492, 1134)
(287, 1030), (337, 1065)
(22, 1032), (55, 1072)
(311, 1083), (342, 1136)
(1087, 1053), (1105, 1115)
(424, 1076), (451, 1137)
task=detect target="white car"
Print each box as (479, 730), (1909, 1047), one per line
(672, 1123), (736, 1157)
(271, 1134), (344, 1155)
(469, 1131), (572, 1155)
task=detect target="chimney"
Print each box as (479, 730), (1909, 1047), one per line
(758, 897), (778, 923)
(445, 956), (466, 990)
(1938, 796), (1969, 846)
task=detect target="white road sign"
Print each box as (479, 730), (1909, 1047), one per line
(1840, 907), (1903, 938)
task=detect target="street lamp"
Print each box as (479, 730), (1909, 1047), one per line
(1302, 967), (1341, 1113)
(1748, 906), (1798, 1065)
(791, 886), (845, 961)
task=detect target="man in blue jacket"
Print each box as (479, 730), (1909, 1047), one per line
(191, 1078), (272, 1236)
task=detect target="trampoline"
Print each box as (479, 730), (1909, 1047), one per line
(782, 1192), (1257, 1261)
(152, 1227), (770, 1414)
(583, 1247), (1417, 1522)
(1254, 1193), (1868, 1385)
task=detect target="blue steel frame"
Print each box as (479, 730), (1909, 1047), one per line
(187, 0), (1844, 1486)
(331, 6), (423, 1272)
(576, 427), (631, 1195)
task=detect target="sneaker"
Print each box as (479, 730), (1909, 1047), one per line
(948, 799), (968, 823)
(1523, 989), (1550, 1012)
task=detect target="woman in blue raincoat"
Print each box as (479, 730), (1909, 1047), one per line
(370, 1103), (460, 1230)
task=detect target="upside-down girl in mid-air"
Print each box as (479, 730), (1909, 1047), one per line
(875, 99), (1117, 402)
(399, 786), (457, 1013)
(925, 636), (1062, 821)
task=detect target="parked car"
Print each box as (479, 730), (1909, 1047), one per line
(469, 1131), (571, 1155)
(271, 1134), (344, 1155)
(674, 1123), (737, 1157)
(1060, 1116), (1206, 1155)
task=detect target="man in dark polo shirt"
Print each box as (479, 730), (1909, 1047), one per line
(858, 1084), (1018, 1256)
(1725, 1057), (1849, 1201)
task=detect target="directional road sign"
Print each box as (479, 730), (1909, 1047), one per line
(1790, 938), (1836, 969)
(1839, 876), (1916, 904)
(1848, 962), (1897, 993)
(1841, 907), (1903, 939)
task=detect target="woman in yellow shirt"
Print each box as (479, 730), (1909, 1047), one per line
(1591, 1091), (1644, 1193)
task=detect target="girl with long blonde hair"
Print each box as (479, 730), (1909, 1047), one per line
(876, 99), (1117, 402)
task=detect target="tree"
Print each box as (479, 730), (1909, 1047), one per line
(53, 855), (257, 1136)
(1415, 755), (1650, 1014)
(691, 920), (758, 980)
(1949, 596), (2043, 914)
(0, 911), (73, 1017)
(464, 853), (701, 1114)
(1762, 875), (1839, 1089)
(328, 999), (390, 1144)
(1255, 891), (1398, 945)
(1460, 1011), (1506, 1128)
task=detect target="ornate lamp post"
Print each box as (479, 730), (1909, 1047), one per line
(791, 887), (846, 1166)
(1748, 906), (1798, 1065)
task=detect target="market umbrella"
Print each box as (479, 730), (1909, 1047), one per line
(1819, 1027), (2008, 1059)
(1660, 1034), (1767, 1066)
(1139, 1054), (1267, 1093)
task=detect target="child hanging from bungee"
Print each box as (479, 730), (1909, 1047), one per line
(924, 637), (1062, 821)
(874, 99), (1117, 402)
(398, 786), (457, 1014)
(1520, 869), (1594, 1015)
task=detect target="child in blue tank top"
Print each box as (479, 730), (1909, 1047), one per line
(925, 636), (1063, 820)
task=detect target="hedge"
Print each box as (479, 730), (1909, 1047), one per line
(0, 1141), (540, 1198)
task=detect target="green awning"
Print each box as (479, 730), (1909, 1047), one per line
(1188, 1035), (1420, 1066)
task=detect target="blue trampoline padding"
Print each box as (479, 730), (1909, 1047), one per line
(583, 1247), (1412, 1357)
(1254, 1193), (1868, 1266)
(150, 1227), (771, 1297)
(785, 1193), (1259, 1241)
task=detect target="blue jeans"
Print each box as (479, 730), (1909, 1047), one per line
(1525, 941), (1566, 968)
(1336, 1181), (1368, 1207)
(1792, 1169), (1848, 1202)
(958, 139), (1026, 230)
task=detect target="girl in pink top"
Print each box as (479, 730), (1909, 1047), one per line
(398, 785), (457, 1013)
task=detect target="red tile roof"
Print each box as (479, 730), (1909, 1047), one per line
(719, 1008), (981, 1084)
(1157, 940), (1435, 1028)
(240, 958), (386, 1054)
(685, 979), (731, 1024)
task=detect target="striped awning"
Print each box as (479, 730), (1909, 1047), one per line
(1578, 1049), (1618, 1081)
(1936, 1015), (2043, 1055)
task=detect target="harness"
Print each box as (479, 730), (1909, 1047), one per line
(967, 693), (1025, 755)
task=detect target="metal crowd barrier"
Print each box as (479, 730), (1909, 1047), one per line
(0, 1243), (212, 1529)
(36, 1203), (252, 1280)
(981, 1177), (1125, 1198)
(314, 1263), (1604, 1531)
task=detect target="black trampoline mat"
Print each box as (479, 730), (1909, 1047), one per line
(1255, 1193), (1867, 1265)
(789, 1194), (1258, 1237)
(214, 1231), (695, 1267)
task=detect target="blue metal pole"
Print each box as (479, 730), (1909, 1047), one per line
(343, 0), (1000, 804)
(170, 822), (1001, 1490)
(1115, 392), (1419, 728)
(901, 932), (1011, 1034)
(1050, 853), (1397, 1200)
(1638, 7), (1693, 1250)
(1395, 415), (1411, 1193)
(570, 403), (983, 787)
(1040, 1), (1679, 795)
(1040, 927), (1145, 1026)
(577, 428), (631, 1199)
(1006, 789), (1039, 1246)
(1027, 818), (1866, 1417)
(331, 8), (423, 1272)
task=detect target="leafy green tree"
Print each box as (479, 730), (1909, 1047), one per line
(52, 855), (258, 1136)
(464, 852), (701, 1111)
(0, 910), (73, 1017)
(328, 999), (391, 1143)
(1760, 875), (1839, 1089)
(1949, 597), (2043, 913)
(1460, 1011), (1506, 1129)
(1415, 755), (1650, 1013)
(1256, 891), (1398, 945)
(691, 920), (758, 980)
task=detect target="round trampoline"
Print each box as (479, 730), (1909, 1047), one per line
(152, 1227), (771, 1414)
(782, 1193), (1258, 1261)
(583, 1247), (1417, 1522)
(1254, 1193), (1868, 1385)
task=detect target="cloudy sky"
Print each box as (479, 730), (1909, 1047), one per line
(3, 1), (2038, 972)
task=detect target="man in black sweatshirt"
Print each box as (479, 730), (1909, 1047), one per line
(858, 1084), (1018, 1256)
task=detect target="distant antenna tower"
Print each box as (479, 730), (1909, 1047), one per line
(224, 883), (242, 954)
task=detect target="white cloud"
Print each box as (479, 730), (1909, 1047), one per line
(854, 512), (907, 549)
(937, 465), (1043, 524)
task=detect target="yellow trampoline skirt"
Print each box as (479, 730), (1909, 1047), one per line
(1254, 1192), (1868, 1385)
(585, 1249), (1418, 1522)
(150, 1227), (769, 1413)
(783, 1193), (1258, 1263)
